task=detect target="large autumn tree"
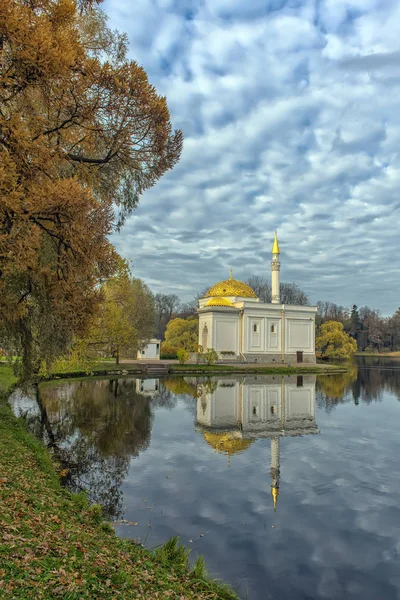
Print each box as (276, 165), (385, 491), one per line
(0, 0), (182, 376)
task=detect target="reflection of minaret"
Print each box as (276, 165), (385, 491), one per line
(196, 375), (318, 512)
(270, 437), (280, 511)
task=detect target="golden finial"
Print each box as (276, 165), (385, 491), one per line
(272, 231), (280, 255)
(229, 267), (233, 280)
(271, 486), (279, 511)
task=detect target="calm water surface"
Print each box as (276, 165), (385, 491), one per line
(11, 358), (400, 600)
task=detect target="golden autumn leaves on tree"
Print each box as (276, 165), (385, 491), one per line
(89, 261), (156, 365)
(162, 316), (198, 356)
(316, 321), (357, 360)
(0, 0), (182, 376)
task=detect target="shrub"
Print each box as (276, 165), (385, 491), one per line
(176, 349), (189, 364)
(205, 348), (218, 365)
(161, 342), (178, 359)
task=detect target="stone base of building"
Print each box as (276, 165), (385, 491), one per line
(242, 353), (316, 364)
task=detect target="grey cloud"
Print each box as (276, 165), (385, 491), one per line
(104, 0), (400, 314)
(339, 51), (400, 71)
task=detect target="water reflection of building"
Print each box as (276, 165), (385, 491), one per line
(136, 378), (160, 396)
(196, 375), (318, 510)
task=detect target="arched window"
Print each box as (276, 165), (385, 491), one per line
(271, 324), (275, 333)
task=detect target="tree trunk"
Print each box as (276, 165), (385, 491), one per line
(20, 318), (34, 382)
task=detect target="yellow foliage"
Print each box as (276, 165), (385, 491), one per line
(316, 321), (357, 359)
(88, 263), (155, 363)
(164, 316), (198, 352)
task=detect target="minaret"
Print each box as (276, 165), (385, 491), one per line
(271, 231), (280, 304)
(270, 437), (280, 511)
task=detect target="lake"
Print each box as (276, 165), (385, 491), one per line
(10, 357), (400, 600)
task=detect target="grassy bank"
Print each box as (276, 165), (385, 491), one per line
(1, 356), (349, 379)
(47, 361), (348, 379)
(0, 364), (238, 599)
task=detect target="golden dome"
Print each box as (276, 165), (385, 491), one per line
(205, 297), (234, 307)
(203, 431), (253, 455)
(206, 270), (257, 299)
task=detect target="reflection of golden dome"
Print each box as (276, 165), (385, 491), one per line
(205, 297), (234, 307)
(206, 271), (257, 299)
(203, 432), (253, 455)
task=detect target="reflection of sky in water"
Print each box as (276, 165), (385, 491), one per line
(117, 377), (400, 600)
(28, 364), (400, 600)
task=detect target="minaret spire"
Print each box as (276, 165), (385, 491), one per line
(271, 231), (281, 304)
(229, 267), (233, 280)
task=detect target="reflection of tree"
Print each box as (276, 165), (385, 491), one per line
(152, 378), (200, 416)
(163, 377), (198, 398)
(150, 385), (178, 410)
(357, 362), (400, 403)
(318, 358), (400, 407)
(38, 378), (153, 518)
(317, 364), (358, 410)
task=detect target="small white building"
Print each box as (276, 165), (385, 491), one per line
(137, 339), (161, 360)
(198, 232), (317, 363)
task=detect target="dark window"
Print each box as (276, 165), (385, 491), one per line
(297, 375), (303, 387)
(253, 323), (258, 333)
(270, 406), (275, 414)
(156, 343), (159, 351)
(142, 350), (145, 355)
(271, 324), (275, 333)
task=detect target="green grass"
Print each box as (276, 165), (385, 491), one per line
(0, 366), (239, 599)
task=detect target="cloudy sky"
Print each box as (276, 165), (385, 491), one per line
(104, 0), (400, 315)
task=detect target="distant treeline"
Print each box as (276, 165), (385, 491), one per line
(316, 302), (400, 352)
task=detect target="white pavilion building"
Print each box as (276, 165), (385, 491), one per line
(198, 233), (317, 363)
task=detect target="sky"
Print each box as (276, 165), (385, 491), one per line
(103, 0), (400, 315)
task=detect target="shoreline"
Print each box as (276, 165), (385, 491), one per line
(0, 364), (238, 599)
(0, 359), (349, 598)
(44, 360), (348, 381)
(355, 351), (400, 357)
